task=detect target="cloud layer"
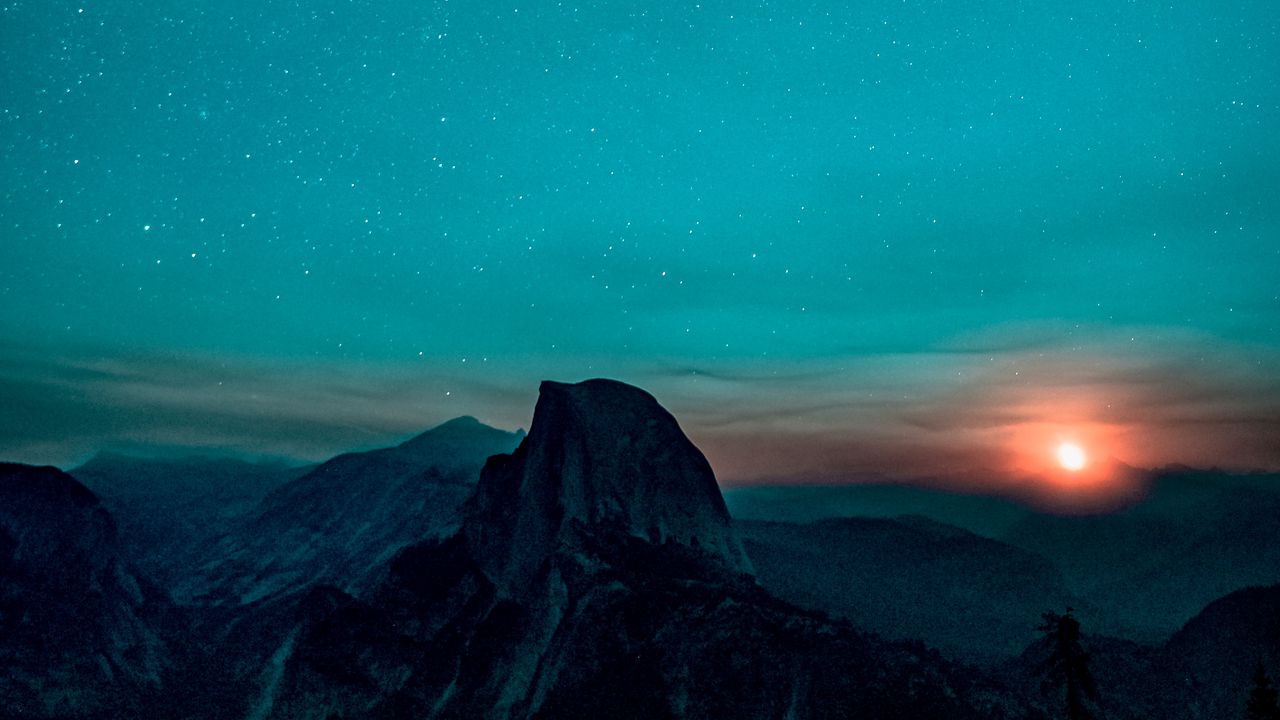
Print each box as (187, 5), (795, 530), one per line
(4, 322), (1276, 505)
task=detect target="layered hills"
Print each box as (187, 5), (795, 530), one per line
(739, 515), (1076, 664)
(175, 416), (523, 605)
(70, 453), (304, 590)
(247, 379), (1025, 718)
(2, 379), (1278, 719)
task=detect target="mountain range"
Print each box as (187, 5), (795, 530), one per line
(738, 515), (1078, 665)
(169, 415), (523, 606)
(728, 468), (1280, 645)
(70, 453), (307, 591)
(2, 378), (1278, 718)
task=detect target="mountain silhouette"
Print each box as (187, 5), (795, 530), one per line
(70, 453), (304, 591)
(7, 381), (1275, 719)
(177, 416), (523, 605)
(740, 515), (1078, 664)
(0, 464), (178, 719)
(1163, 584), (1280, 719)
(243, 379), (1028, 719)
(464, 379), (753, 591)
(1001, 584), (1280, 720)
(1000, 469), (1280, 641)
(725, 482), (1032, 537)
(728, 467), (1280, 646)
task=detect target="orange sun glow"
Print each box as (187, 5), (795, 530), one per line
(1055, 442), (1088, 472)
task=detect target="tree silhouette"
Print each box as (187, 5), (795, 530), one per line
(1247, 662), (1280, 720)
(1038, 608), (1100, 720)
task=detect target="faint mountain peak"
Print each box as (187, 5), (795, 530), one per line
(1169, 584), (1280, 649)
(77, 449), (133, 467)
(401, 414), (484, 439)
(175, 415), (522, 605)
(394, 415), (521, 457)
(74, 449), (300, 475)
(464, 378), (753, 592)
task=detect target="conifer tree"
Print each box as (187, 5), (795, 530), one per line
(1038, 608), (1100, 720)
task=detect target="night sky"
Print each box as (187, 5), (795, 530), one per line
(3, 1), (1278, 493)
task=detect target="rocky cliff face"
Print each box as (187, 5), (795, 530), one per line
(465, 379), (752, 593)
(248, 380), (1027, 719)
(8, 380), (1275, 719)
(0, 464), (175, 719)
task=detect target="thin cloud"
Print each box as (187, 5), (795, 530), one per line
(0, 344), (526, 466)
(2, 325), (1276, 484)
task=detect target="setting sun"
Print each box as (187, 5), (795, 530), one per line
(1056, 442), (1088, 472)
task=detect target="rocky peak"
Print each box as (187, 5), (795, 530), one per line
(464, 379), (752, 591)
(394, 415), (526, 470)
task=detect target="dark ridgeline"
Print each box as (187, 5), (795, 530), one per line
(70, 453), (306, 590)
(1000, 469), (1280, 642)
(170, 415), (524, 606)
(2, 379), (1279, 719)
(738, 516), (1079, 665)
(242, 379), (1026, 719)
(997, 583), (1280, 720)
(0, 463), (179, 719)
(1164, 585), (1280, 720)
(162, 416), (526, 717)
(729, 467), (1280, 648)
(0, 380), (1029, 719)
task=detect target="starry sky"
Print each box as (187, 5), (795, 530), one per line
(3, 1), (1278, 493)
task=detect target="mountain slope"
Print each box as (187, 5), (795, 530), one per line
(739, 515), (1077, 664)
(1163, 584), (1280, 719)
(725, 482), (1032, 538)
(0, 463), (178, 719)
(1001, 470), (1280, 641)
(71, 453), (304, 591)
(248, 379), (1030, 719)
(177, 416), (523, 605)
(1001, 584), (1280, 720)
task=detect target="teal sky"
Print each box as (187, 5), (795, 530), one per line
(3, 1), (1278, 489)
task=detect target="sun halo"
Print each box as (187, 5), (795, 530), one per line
(1056, 442), (1087, 472)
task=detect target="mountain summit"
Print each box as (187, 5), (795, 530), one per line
(465, 379), (752, 591)
(0, 381), (1034, 719)
(177, 416), (523, 604)
(246, 379), (1023, 719)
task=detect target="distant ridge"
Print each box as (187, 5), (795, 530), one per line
(176, 416), (523, 604)
(71, 453), (304, 589)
